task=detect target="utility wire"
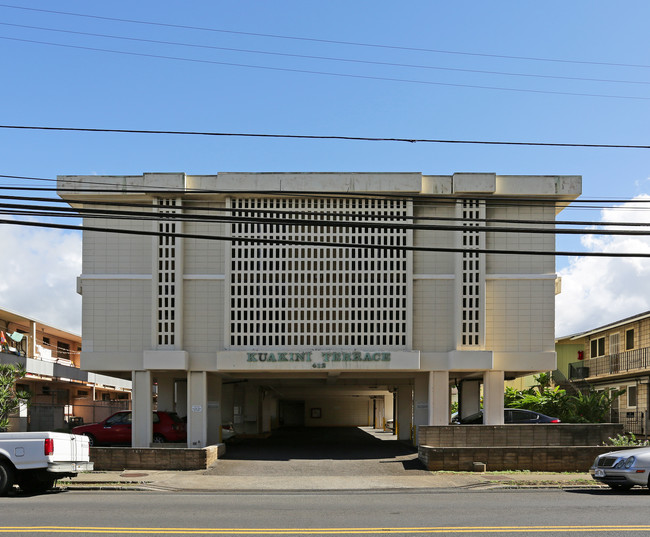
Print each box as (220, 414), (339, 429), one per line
(2, 3), (649, 70)
(2, 36), (648, 101)
(2, 125), (650, 149)
(2, 202), (649, 237)
(4, 22), (650, 87)
(1, 217), (649, 258)
(3, 192), (650, 229)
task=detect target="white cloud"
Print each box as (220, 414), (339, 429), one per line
(556, 195), (650, 337)
(0, 222), (81, 334)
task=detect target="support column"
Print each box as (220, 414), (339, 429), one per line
(459, 379), (481, 420)
(187, 371), (207, 447)
(413, 373), (429, 428)
(244, 384), (260, 435)
(207, 375), (222, 446)
(155, 374), (175, 413)
(429, 371), (450, 425)
(132, 370), (152, 447)
(483, 370), (505, 425)
(396, 385), (413, 442)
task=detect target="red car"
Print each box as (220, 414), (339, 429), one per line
(72, 411), (186, 446)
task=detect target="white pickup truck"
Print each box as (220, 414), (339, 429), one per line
(0, 432), (93, 495)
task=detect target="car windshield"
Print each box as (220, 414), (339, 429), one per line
(167, 412), (183, 423)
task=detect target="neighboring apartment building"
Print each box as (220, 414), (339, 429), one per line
(0, 306), (132, 431)
(57, 171), (581, 448)
(564, 310), (650, 436)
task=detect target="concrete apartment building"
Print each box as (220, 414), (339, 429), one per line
(0, 306), (131, 431)
(57, 172), (581, 448)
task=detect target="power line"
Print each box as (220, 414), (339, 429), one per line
(3, 35), (648, 101)
(4, 22), (650, 88)
(2, 125), (650, 149)
(3, 200), (650, 238)
(4, 191), (650, 228)
(2, 3), (649, 70)
(1, 217), (649, 258)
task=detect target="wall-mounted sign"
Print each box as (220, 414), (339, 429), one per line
(217, 350), (420, 371)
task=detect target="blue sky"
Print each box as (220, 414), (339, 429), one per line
(1, 1), (649, 335)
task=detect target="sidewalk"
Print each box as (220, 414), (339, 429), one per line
(58, 469), (601, 492)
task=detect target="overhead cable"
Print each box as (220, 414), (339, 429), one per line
(1, 217), (649, 258)
(1, 125), (650, 149)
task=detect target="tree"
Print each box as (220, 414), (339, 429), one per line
(503, 383), (622, 424)
(0, 363), (31, 432)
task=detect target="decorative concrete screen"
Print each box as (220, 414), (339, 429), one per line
(156, 198), (181, 347)
(228, 197), (409, 348)
(460, 200), (483, 347)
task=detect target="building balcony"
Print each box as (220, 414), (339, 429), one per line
(569, 347), (650, 380)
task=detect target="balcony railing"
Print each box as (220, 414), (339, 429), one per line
(569, 347), (650, 379)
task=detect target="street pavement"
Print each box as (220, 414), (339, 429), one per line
(57, 426), (604, 492)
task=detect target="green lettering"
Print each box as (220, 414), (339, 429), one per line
(278, 353), (288, 362)
(259, 353), (267, 362)
(247, 353), (258, 362)
(382, 353), (391, 361)
(322, 353), (331, 362)
(268, 353), (276, 362)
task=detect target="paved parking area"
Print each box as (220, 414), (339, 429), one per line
(205, 426), (429, 477)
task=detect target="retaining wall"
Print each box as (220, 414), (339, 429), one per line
(417, 423), (625, 472)
(90, 444), (224, 471)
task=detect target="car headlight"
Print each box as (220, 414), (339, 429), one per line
(614, 456), (636, 469)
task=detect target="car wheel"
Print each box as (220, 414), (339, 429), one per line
(152, 433), (166, 444)
(83, 433), (96, 447)
(18, 471), (56, 494)
(608, 483), (633, 491)
(0, 460), (15, 496)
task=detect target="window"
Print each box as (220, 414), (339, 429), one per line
(590, 337), (605, 357)
(56, 341), (70, 359)
(626, 329), (635, 350)
(42, 337), (50, 346)
(628, 385), (637, 408)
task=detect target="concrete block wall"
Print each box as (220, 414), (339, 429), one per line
(418, 445), (617, 472)
(418, 424), (624, 447)
(90, 444), (224, 471)
(417, 424), (625, 472)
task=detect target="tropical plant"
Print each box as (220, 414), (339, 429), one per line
(0, 363), (31, 431)
(606, 433), (650, 447)
(563, 387), (624, 423)
(503, 384), (622, 424)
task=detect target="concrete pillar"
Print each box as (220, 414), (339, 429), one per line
(187, 371), (207, 447)
(429, 371), (450, 425)
(207, 375), (222, 446)
(459, 379), (481, 419)
(384, 392), (394, 428)
(261, 389), (272, 434)
(175, 379), (188, 419)
(483, 370), (505, 425)
(132, 370), (152, 447)
(396, 385), (413, 442)
(413, 373), (429, 429)
(244, 384), (260, 435)
(155, 374), (175, 413)
(29, 321), (36, 359)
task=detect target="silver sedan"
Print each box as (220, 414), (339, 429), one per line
(591, 446), (650, 491)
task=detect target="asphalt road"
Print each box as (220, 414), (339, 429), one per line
(2, 488), (649, 536)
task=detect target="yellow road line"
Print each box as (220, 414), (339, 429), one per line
(2, 526), (650, 535)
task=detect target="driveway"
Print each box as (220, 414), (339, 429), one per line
(205, 426), (428, 477)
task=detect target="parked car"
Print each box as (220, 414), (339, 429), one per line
(591, 446), (650, 491)
(455, 408), (561, 424)
(71, 411), (186, 446)
(221, 423), (236, 441)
